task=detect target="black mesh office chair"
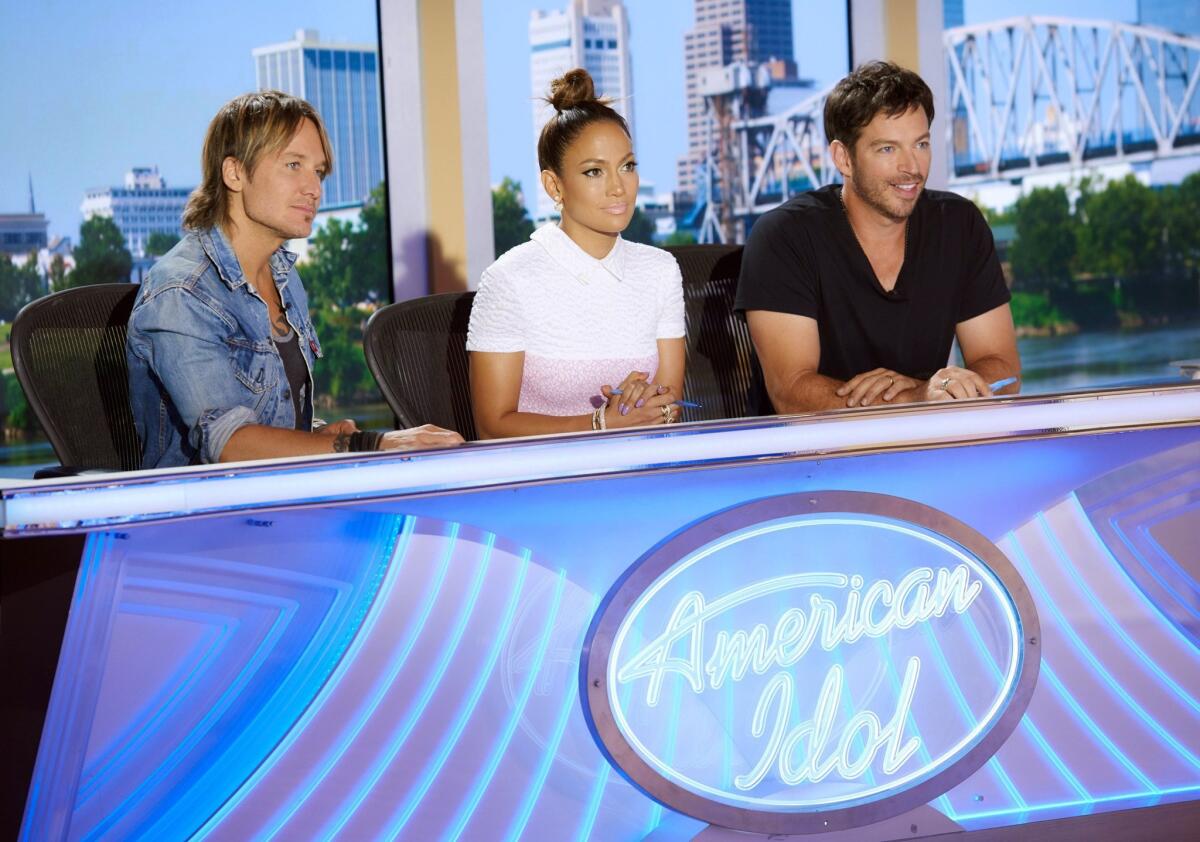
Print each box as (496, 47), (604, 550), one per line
(667, 244), (759, 422)
(10, 283), (142, 474)
(363, 291), (478, 440)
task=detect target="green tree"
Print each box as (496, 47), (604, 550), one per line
(623, 207), (656, 245)
(664, 230), (697, 247)
(0, 254), (43, 321)
(145, 230), (181, 257)
(4, 373), (38, 432)
(1163, 171), (1200, 274)
(69, 216), (132, 287)
(48, 254), (68, 291)
(1075, 174), (1164, 279)
(302, 182), (389, 310)
(297, 183), (392, 409)
(1008, 186), (1076, 289)
(492, 177), (534, 257)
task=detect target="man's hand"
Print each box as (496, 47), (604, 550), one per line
(316, 418), (359, 437)
(836, 368), (921, 407)
(923, 366), (993, 402)
(380, 424), (465, 451)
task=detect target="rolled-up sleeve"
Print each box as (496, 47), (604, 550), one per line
(128, 288), (264, 463)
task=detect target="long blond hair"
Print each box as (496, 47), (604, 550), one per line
(183, 90), (334, 230)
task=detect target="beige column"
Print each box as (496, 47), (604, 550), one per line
(380, 0), (494, 301)
(850, 0), (949, 189)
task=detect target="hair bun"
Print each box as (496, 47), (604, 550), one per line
(548, 68), (597, 112)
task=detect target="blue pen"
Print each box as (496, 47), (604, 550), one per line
(988, 376), (1017, 392)
(609, 388), (702, 409)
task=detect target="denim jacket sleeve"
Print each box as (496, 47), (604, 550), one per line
(127, 286), (264, 464)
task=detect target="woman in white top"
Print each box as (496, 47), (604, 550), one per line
(467, 68), (686, 439)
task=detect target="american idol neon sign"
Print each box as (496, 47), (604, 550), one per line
(581, 493), (1040, 835)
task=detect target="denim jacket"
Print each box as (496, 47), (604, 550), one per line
(126, 227), (323, 469)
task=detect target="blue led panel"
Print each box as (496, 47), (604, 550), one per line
(18, 425), (1200, 839)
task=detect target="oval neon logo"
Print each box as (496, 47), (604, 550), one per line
(581, 492), (1040, 835)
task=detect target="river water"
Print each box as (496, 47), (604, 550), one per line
(1017, 322), (1200, 395)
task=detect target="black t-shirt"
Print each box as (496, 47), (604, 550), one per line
(272, 329), (310, 430)
(735, 185), (1010, 411)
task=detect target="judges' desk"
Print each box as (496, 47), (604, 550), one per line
(4, 385), (1200, 841)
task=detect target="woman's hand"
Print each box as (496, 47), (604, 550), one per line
(600, 372), (679, 428)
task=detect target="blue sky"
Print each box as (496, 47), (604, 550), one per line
(0, 0), (1138, 242)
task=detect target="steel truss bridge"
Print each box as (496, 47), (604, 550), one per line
(696, 16), (1200, 243)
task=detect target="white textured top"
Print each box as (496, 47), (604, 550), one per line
(467, 224), (685, 415)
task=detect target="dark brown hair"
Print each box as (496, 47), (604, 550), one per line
(537, 68), (631, 174)
(823, 61), (934, 154)
(183, 90), (334, 230)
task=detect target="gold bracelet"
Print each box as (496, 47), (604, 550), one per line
(598, 404), (607, 431)
(591, 407), (600, 431)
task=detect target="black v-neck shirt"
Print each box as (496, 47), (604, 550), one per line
(735, 185), (1010, 410)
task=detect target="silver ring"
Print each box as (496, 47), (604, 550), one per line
(940, 377), (952, 390)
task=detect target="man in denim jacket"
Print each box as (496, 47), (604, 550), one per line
(127, 91), (462, 468)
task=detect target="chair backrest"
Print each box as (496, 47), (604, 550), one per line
(363, 291), (478, 440)
(10, 283), (142, 472)
(667, 244), (758, 422)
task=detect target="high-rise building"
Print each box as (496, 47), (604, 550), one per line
(529, 0), (634, 219)
(944, 0), (965, 29)
(678, 0), (795, 196)
(80, 167), (189, 261)
(1139, 0), (1200, 36)
(253, 29), (384, 209)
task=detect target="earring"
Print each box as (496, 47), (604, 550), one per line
(554, 197), (563, 213)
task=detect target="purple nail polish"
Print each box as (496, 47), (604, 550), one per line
(621, 405), (629, 416)
(636, 399), (645, 408)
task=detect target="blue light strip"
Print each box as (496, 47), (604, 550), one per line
(1107, 515), (1200, 626)
(315, 523), (488, 841)
(1007, 532), (1200, 771)
(953, 782), (1200, 824)
(83, 587), (296, 841)
(1108, 483), (1200, 604)
(956, 606), (1091, 804)
(828, 621), (878, 791)
(504, 592), (599, 842)
(1038, 508), (1200, 716)
(195, 516), (411, 838)
(1003, 539), (1158, 791)
(248, 518), (450, 841)
(917, 621), (1027, 809)
(868, 633), (953, 817)
(441, 560), (561, 842)
(381, 538), (532, 838)
(575, 763), (612, 842)
(75, 603), (232, 805)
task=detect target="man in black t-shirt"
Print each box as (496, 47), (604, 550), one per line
(735, 62), (1020, 414)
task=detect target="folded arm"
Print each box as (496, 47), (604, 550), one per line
(470, 338), (685, 440)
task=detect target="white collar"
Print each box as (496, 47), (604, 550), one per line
(530, 223), (626, 284)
